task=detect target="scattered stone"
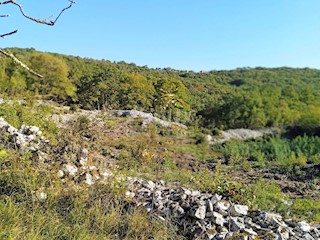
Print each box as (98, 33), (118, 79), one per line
(194, 205), (206, 220)
(0, 115), (318, 240)
(211, 194), (222, 205)
(310, 228), (320, 238)
(215, 200), (230, 216)
(242, 228), (258, 236)
(107, 110), (187, 129)
(36, 192), (47, 202)
(229, 204), (249, 216)
(209, 211), (225, 226)
(277, 225), (290, 240)
(64, 164), (78, 176)
(297, 221), (311, 232)
(57, 170), (65, 178)
(78, 148), (89, 166)
(303, 233), (315, 240)
(230, 217), (246, 231)
(85, 173), (94, 185)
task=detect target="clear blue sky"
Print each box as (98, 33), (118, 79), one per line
(1, 0), (320, 71)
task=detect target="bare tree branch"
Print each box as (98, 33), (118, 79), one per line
(0, 29), (17, 38)
(0, 0), (75, 25)
(0, 49), (43, 78)
(0, 0), (75, 77)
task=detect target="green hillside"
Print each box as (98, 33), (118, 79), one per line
(1, 48), (320, 239)
(2, 48), (320, 134)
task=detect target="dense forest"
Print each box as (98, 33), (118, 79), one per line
(1, 47), (320, 134)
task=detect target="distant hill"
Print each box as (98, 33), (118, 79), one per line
(2, 47), (320, 132)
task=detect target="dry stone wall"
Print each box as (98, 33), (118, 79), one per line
(0, 117), (319, 240)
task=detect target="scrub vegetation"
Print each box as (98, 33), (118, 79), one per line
(0, 48), (320, 238)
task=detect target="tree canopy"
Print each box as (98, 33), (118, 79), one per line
(2, 48), (320, 133)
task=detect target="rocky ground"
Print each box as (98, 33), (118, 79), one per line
(1, 113), (319, 239)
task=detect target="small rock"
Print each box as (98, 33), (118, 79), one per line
(277, 226), (290, 240)
(126, 191), (135, 198)
(88, 165), (96, 171)
(191, 190), (201, 197)
(208, 211), (225, 226)
(101, 170), (113, 178)
(173, 206), (185, 217)
(303, 233), (315, 240)
(230, 217), (246, 231)
(85, 173), (94, 185)
(229, 204), (249, 216)
(64, 164), (78, 176)
(215, 200), (230, 216)
(79, 148), (89, 166)
(258, 211), (284, 227)
(297, 221), (311, 232)
(57, 170), (64, 178)
(207, 200), (214, 212)
(36, 191), (47, 202)
(146, 180), (156, 191)
(211, 194), (222, 205)
(242, 228), (258, 236)
(194, 205), (206, 220)
(310, 227), (320, 238)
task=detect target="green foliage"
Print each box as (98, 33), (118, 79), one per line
(119, 72), (156, 110)
(295, 107), (320, 135)
(250, 180), (290, 216)
(3, 48), (320, 131)
(0, 149), (180, 240)
(213, 135), (320, 176)
(0, 102), (59, 142)
(292, 198), (320, 222)
(29, 53), (76, 100)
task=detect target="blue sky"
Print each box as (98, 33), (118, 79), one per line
(1, 0), (320, 71)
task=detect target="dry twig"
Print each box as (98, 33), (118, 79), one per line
(0, 0), (75, 77)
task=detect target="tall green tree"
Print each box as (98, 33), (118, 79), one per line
(119, 73), (155, 110)
(154, 77), (190, 121)
(29, 53), (76, 101)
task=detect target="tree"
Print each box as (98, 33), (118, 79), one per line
(119, 73), (155, 110)
(29, 53), (76, 100)
(0, 0), (74, 77)
(154, 77), (191, 121)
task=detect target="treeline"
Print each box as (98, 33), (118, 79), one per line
(1, 48), (320, 133)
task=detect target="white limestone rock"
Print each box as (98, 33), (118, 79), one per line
(36, 192), (47, 202)
(211, 194), (222, 205)
(85, 173), (94, 185)
(297, 221), (311, 232)
(194, 205), (207, 220)
(229, 204), (249, 216)
(64, 164), (78, 176)
(57, 170), (65, 178)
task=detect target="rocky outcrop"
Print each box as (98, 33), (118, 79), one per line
(107, 110), (187, 129)
(210, 128), (278, 144)
(126, 178), (320, 240)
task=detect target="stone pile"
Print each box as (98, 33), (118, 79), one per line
(0, 117), (46, 152)
(0, 117), (111, 187)
(1, 117), (319, 239)
(126, 178), (320, 240)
